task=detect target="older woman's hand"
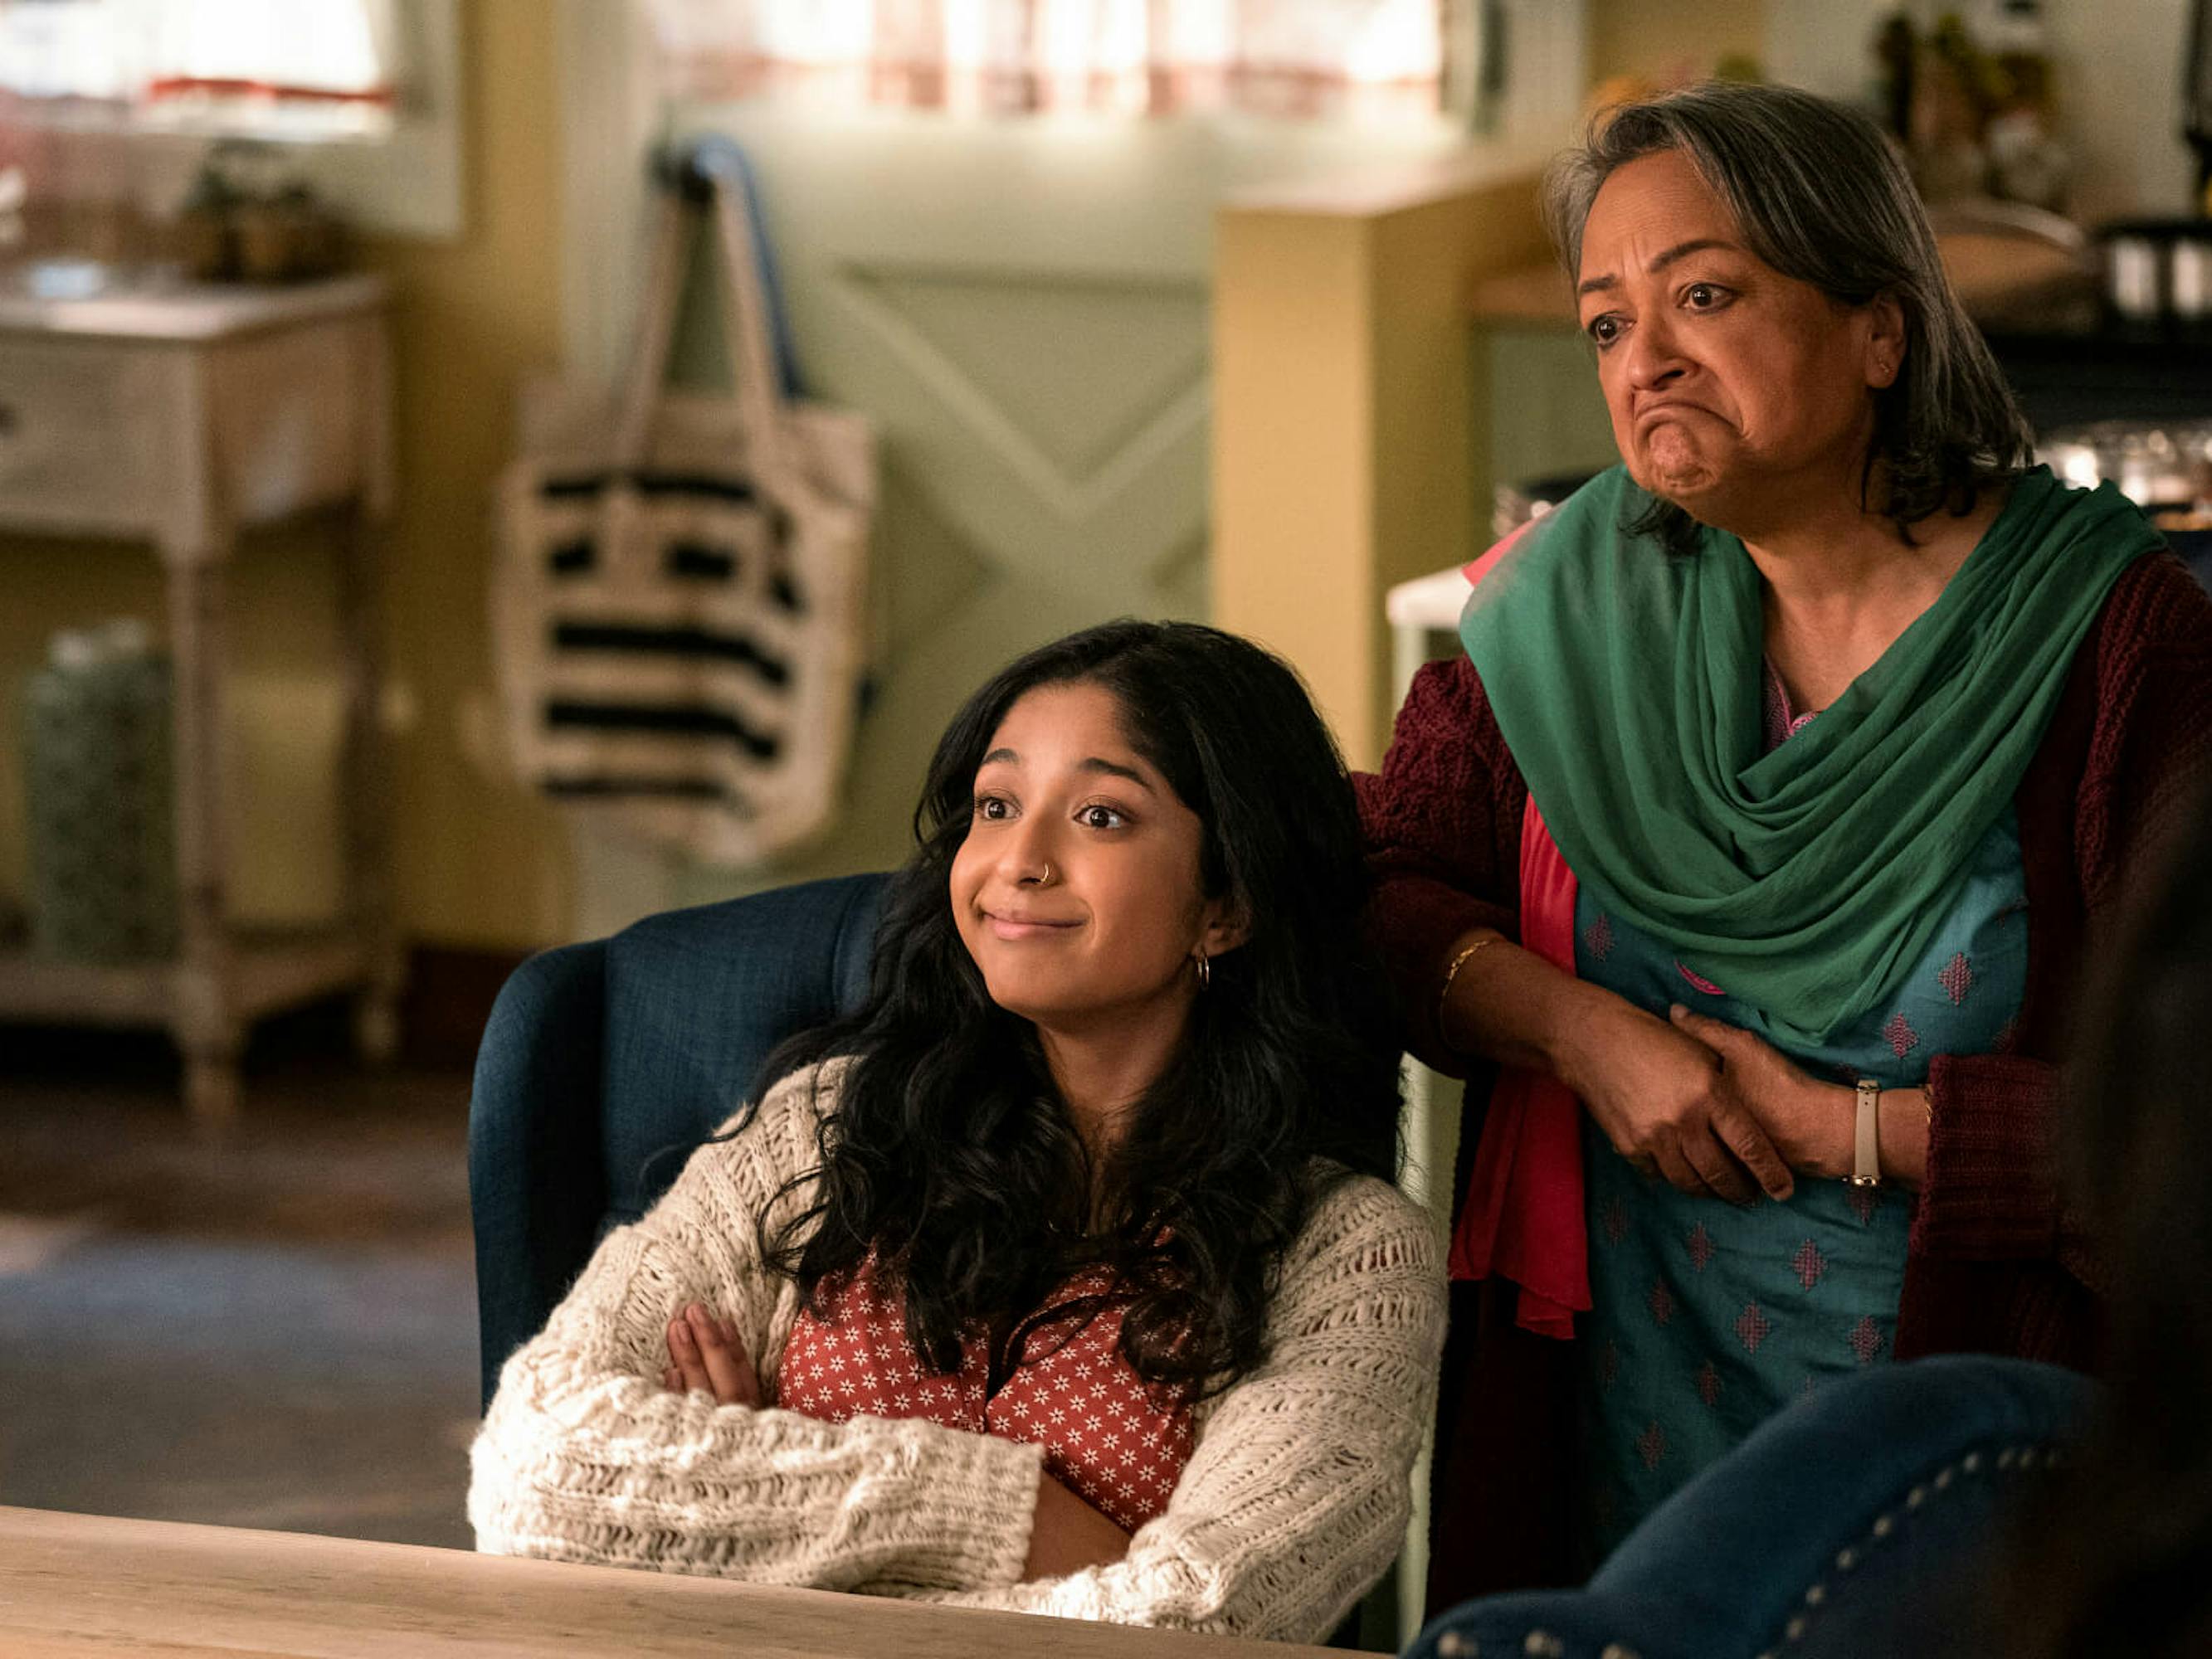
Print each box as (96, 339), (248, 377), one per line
(1667, 1006), (1855, 1183)
(1557, 990), (1800, 1204)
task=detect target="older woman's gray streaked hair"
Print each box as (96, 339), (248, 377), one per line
(1545, 80), (2033, 555)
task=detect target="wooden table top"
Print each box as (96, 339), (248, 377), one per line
(0, 1506), (1340, 1659)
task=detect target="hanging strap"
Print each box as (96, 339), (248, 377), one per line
(611, 136), (801, 483)
(699, 140), (798, 490)
(611, 189), (694, 469)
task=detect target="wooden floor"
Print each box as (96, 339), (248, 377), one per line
(0, 1006), (480, 1547)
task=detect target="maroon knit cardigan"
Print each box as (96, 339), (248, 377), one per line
(1357, 550), (2212, 1601)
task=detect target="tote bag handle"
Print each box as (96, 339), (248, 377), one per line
(611, 138), (798, 481)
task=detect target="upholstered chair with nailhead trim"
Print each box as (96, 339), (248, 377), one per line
(1406, 1355), (2093, 1659)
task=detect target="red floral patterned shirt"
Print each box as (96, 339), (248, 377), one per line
(777, 1260), (1195, 1531)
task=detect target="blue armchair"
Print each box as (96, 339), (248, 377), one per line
(467, 872), (890, 1410)
(1405, 1353), (2095, 1659)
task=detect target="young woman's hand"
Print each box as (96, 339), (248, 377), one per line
(660, 1301), (762, 1407)
(1555, 989), (1799, 1204)
(1022, 1468), (1131, 1581)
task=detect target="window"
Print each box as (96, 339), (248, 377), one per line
(646, 0), (1454, 123)
(0, 0), (398, 139)
(0, 0), (460, 238)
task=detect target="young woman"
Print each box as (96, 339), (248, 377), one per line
(470, 620), (1445, 1643)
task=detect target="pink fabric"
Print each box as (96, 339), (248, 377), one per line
(1444, 797), (1591, 1337)
(777, 1258), (1194, 1530)
(1461, 519), (1532, 588)
(1762, 660), (1820, 746)
(1441, 518), (1591, 1339)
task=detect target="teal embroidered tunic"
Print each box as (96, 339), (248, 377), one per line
(1572, 676), (2029, 1562)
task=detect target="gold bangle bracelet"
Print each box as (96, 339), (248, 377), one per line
(1436, 934), (1503, 1045)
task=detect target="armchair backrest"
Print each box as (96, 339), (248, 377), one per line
(1406, 1354), (2095, 1659)
(467, 872), (891, 1408)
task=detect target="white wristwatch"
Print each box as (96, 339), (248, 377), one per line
(1849, 1077), (1883, 1188)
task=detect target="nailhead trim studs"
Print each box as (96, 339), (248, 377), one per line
(1771, 1437), (2068, 1654)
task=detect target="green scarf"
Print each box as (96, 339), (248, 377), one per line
(1460, 464), (2160, 1045)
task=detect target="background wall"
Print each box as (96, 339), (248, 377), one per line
(552, 4), (1576, 936)
(1589, 0), (1765, 85)
(641, 108), (1472, 924)
(356, 0), (569, 953)
(0, 0), (570, 958)
(10, 2), (2196, 971)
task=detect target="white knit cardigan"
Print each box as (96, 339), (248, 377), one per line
(469, 1060), (1447, 1643)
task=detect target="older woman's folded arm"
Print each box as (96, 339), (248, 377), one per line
(1357, 656), (1528, 1074)
(1916, 561), (2212, 1285)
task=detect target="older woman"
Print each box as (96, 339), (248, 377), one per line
(1362, 80), (2212, 1593)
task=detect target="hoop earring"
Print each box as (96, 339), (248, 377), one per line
(1194, 948), (1211, 990)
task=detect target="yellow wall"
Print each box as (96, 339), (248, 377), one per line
(356, 0), (570, 951)
(1212, 162), (1551, 771)
(0, 2), (571, 954)
(1588, 0), (1767, 85)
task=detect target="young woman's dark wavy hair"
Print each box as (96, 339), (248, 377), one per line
(738, 619), (1403, 1405)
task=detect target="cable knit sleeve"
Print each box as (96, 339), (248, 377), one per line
(467, 1061), (1045, 1593)
(1917, 552), (2212, 1277)
(1356, 654), (1529, 1073)
(912, 1177), (1448, 1644)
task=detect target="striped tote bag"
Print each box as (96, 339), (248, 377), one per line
(494, 140), (875, 864)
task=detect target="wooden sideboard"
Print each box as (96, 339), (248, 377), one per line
(0, 1506), (1341, 1658)
(0, 274), (399, 1127)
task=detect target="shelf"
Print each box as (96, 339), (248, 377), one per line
(0, 274), (386, 343)
(1469, 230), (2095, 329)
(0, 927), (367, 1029)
